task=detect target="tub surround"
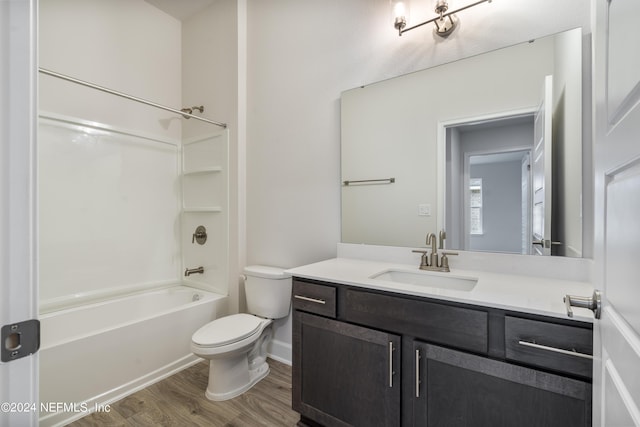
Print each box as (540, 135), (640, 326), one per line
(287, 244), (594, 323)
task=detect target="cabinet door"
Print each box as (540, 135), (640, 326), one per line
(293, 311), (401, 427)
(413, 341), (591, 427)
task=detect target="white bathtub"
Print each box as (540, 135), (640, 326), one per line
(38, 286), (227, 427)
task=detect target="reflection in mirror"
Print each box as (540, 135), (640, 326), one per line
(445, 115), (535, 255)
(341, 28), (583, 257)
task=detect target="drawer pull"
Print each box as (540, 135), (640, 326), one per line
(518, 340), (593, 360)
(389, 342), (395, 388)
(294, 295), (326, 305)
(415, 349), (421, 397)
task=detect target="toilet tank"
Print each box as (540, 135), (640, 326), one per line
(243, 265), (292, 319)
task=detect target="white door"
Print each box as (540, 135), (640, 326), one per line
(0, 1), (39, 426)
(531, 75), (553, 255)
(593, 0), (640, 425)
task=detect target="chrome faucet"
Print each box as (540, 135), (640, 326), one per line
(184, 266), (204, 277)
(412, 231), (458, 272)
(427, 233), (438, 268)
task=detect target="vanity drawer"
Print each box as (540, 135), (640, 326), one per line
(292, 280), (337, 318)
(341, 289), (488, 354)
(505, 316), (593, 379)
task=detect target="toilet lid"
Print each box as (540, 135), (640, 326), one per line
(192, 313), (263, 347)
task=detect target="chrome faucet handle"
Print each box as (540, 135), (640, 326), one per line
(192, 225), (207, 245)
(412, 249), (430, 268)
(439, 252), (458, 271)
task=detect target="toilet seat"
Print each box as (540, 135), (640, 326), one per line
(192, 313), (263, 348)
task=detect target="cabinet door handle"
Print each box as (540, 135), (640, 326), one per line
(293, 295), (326, 305)
(389, 341), (395, 388)
(518, 340), (593, 360)
(415, 349), (421, 398)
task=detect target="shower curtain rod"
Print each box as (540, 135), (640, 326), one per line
(39, 68), (227, 129)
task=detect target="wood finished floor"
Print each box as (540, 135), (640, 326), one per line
(68, 359), (299, 427)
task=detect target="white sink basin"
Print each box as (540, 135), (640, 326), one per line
(370, 269), (478, 291)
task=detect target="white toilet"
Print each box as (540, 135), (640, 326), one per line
(190, 265), (292, 401)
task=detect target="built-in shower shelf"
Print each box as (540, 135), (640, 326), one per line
(183, 207), (222, 213)
(183, 167), (222, 176)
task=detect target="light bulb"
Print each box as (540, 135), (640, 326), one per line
(393, 1), (407, 18)
(391, 0), (408, 31)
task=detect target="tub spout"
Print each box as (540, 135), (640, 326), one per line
(185, 266), (204, 277)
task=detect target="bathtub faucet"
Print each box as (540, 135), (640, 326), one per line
(184, 266), (204, 277)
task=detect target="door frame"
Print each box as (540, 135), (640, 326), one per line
(437, 107), (537, 249)
(461, 149), (532, 252)
(0, 1), (39, 426)
(531, 75), (554, 256)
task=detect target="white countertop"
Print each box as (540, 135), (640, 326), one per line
(286, 257), (595, 323)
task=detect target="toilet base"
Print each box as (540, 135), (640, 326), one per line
(205, 357), (270, 401)
(201, 325), (274, 401)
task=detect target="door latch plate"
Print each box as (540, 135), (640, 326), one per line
(1, 319), (40, 362)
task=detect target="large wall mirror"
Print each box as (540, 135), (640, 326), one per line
(341, 28), (586, 257)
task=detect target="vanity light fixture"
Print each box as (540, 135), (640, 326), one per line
(393, 0), (492, 37)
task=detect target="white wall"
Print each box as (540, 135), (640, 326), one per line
(446, 128), (463, 249)
(39, 0), (182, 140)
(39, 0), (183, 304)
(553, 29), (584, 257)
(182, 0), (240, 310)
(469, 160), (524, 253)
(246, 0), (590, 266)
(246, 0), (591, 356)
(182, 2), (238, 141)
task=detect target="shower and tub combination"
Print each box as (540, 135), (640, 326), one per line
(39, 287), (225, 426)
(38, 68), (231, 426)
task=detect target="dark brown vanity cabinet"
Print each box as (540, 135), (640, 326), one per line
(413, 342), (591, 427)
(294, 312), (401, 426)
(292, 278), (593, 427)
